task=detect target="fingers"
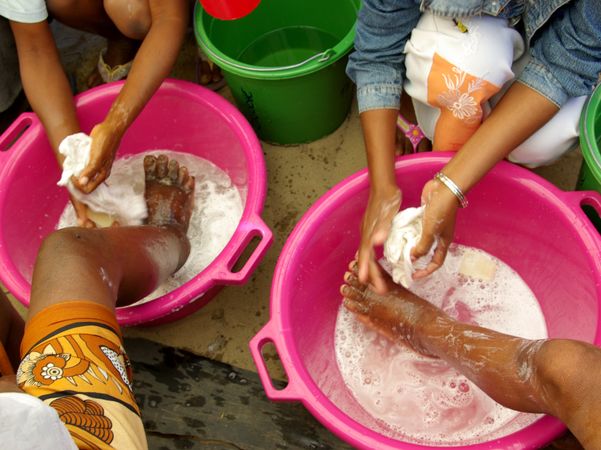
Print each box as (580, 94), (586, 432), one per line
(344, 270), (366, 291)
(75, 169), (107, 193)
(411, 231), (436, 261)
(368, 259), (388, 294)
(357, 234), (372, 284)
(412, 238), (449, 279)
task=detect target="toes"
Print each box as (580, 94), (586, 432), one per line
(177, 166), (189, 185)
(143, 155), (157, 180)
(156, 154), (169, 178)
(344, 271), (366, 291)
(168, 159), (179, 182)
(184, 175), (195, 193)
(347, 259), (359, 276)
(343, 297), (370, 315)
(340, 284), (367, 304)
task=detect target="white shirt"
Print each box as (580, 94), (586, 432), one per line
(0, 392), (77, 449)
(0, 0), (47, 23)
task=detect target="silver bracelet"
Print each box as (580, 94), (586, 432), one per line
(434, 172), (468, 208)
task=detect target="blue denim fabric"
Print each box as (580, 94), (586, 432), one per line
(347, 0), (601, 112)
(519, 0), (601, 105)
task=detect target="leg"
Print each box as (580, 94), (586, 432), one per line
(508, 95), (587, 168)
(340, 261), (601, 448)
(404, 12), (524, 151)
(46, 0), (148, 87)
(0, 291), (24, 372)
(28, 154), (194, 319)
(13, 155), (194, 448)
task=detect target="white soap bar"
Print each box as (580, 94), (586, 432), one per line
(458, 249), (497, 281)
(86, 210), (116, 228)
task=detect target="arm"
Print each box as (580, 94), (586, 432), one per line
(341, 268), (601, 448)
(77, 0), (188, 192)
(412, 0), (601, 276)
(9, 20), (79, 158)
(347, 0), (420, 292)
(359, 109), (402, 294)
(411, 83), (558, 277)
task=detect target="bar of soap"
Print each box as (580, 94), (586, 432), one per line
(458, 249), (497, 281)
(87, 210), (116, 228)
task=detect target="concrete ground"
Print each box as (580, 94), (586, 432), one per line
(0, 17), (587, 427)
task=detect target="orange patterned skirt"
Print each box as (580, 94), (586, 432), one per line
(17, 301), (147, 450)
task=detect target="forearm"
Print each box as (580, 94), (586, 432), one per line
(102, 6), (187, 136)
(442, 82), (559, 193)
(10, 21), (79, 160)
(360, 109), (399, 193)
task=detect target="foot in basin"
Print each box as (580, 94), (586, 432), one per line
(340, 260), (601, 449)
(144, 153), (195, 233)
(0, 155), (197, 448)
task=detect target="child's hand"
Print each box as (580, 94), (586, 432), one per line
(358, 186), (402, 294)
(411, 179), (458, 279)
(70, 195), (96, 228)
(73, 122), (122, 194)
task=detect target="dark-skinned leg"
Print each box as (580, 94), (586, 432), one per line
(46, 0), (150, 86)
(0, 291), (24, 372)
(28, 154), (194, 320)
(341, 261), (601, 449)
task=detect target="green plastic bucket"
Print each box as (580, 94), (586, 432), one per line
(577, 83), (601, 230)
(194, 0), (360, 144)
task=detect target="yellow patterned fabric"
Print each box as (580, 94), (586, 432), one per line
(17, 301), (147, 450)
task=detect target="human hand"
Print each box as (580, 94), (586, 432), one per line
(358, 186), (402, 294)
(411, 179), (459, 279)
(72, 122), (123, 194)
(69, 195), (96, 228)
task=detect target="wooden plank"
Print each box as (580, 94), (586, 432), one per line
(126, 338), (353, 450)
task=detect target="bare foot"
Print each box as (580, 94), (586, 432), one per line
(340, 259), (439, 356)
(143, 154), (195, 232)
(87, 38), (139, 89)
(196, 51), (225, 90)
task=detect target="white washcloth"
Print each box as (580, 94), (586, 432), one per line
(57, 133), (147, 226)
(383, 206), (435, 288)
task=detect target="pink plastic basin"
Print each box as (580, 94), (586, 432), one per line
(0, 79), (272, 326)
(250, 153), (601, 449)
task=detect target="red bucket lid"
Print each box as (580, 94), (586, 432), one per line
(199, 0), (261, 20)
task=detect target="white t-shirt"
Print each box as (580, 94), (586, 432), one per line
(0, 392), (77, 449)
(0, 0), (48, 23)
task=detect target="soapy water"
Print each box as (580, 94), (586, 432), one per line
(57, 151), (244, 303)
(335, 244), (548, 445)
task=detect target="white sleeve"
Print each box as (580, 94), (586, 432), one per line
(0, 0), (48, 23)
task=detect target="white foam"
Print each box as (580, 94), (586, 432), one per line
(335, 244), (547, 445)
(56, 151), (245, 303)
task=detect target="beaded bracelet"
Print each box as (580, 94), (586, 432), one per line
(434, 172), (468, 208)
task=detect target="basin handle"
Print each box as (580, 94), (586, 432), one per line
(213, 213), (273, 284)
(563, 190), (601, 222)
(563, 191), (601, 234)
(0, 113), (36, 154)
(249, 320), (305, 401)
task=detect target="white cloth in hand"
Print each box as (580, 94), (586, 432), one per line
(57, 133), (147, 225)
(383, 206), (435, 288)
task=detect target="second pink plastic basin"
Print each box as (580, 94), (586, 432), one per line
(0, 79), (272, 326)
(251, 153), (601, 449)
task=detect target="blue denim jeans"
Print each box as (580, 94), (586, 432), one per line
(347, 0), (601, 112)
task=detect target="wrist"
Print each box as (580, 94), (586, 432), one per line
(104, 106), (130, 136)
(370, 180), (400, 199)
(434, 172), (468, 208)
